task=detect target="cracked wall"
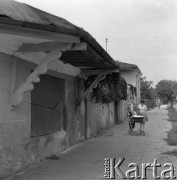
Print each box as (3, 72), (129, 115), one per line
(0, 56), (86, 179)
(0, 54), (116, 179)
(87, 99), (114, 138)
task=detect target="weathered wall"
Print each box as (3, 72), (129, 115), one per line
(0, 53), (118, 179)
(87, 99), (114, 138)
(121, 100), (129, 122)
(114, 100), (128, 124)
(0, 55), (85, 179)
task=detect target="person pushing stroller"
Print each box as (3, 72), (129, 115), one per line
(127, 97), (137, 131)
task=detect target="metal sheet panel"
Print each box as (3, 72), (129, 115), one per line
(0, 0), (77, 30)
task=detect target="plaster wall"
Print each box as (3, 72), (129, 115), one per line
(0, 53), (117, 179)
(87, 100), (114, 138)
(121, 70), (140, 104)
(0, 55), (85, 179)
(121, 70), (141, 122)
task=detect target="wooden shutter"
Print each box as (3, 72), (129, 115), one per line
(31, 74), (65, 137)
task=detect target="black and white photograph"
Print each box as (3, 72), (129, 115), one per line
(0, 0), (177, 179)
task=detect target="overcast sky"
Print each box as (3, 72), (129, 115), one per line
(17, 0), (177, 86)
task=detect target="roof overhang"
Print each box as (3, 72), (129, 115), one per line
(0, 17), (119, 71)
(0, 0), (120, 110)
(119, 61), (141, 74)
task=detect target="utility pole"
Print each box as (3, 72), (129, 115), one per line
(106, 38), (108, 52)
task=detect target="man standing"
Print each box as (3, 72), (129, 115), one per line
(127, 97), (137, 130)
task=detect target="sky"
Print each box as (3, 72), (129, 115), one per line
(17, 0), (177, 86)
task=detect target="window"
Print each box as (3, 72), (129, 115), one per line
(31, 74), (65, 137)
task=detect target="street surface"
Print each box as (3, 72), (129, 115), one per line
(9, 105), (177, 180)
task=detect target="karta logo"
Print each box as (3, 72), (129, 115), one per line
(104, 158), (176, 179)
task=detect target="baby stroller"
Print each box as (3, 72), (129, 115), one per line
(128, 115), (145, 136)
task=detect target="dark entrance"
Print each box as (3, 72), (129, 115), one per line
(114, 100), (118, 124)
(114, 100), (122, 124)
(31, 74), (65, 137)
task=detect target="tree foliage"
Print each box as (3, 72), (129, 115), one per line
(140, 75), (153, 100)
(156, 80), (177, 106)
(85, 72), (127, 104)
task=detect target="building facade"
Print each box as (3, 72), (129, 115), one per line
(115, 62), (141, 123)
(0, 1), (119, 178)
(0, 1), (141, 179)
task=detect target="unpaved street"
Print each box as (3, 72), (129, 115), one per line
(9, 106), (177, 180)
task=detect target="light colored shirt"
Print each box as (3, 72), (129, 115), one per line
(130, 103), (133, 112)
(127, 102), (137, 115)
(138, 104), (147, 114)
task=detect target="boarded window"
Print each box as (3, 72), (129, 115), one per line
(31, 74), (65, 137)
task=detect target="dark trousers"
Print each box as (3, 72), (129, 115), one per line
(129, 113), (135, 129)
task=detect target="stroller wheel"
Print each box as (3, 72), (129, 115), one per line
(130, 130), (134, 136)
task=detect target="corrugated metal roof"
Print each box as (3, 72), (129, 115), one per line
(0, 0), (120, 70)
(61, 51), (113, 69)
(0, 0), (78, 30)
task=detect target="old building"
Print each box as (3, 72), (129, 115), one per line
(116, 62), (141, 123)
(0, 0), (121, 178)
(0, 0), (141, 179)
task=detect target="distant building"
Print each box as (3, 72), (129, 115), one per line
(115, 62), (141, 123)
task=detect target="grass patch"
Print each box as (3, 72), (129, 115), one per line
(167, 107), (177, 122)
(166, 107), (177, 146)
(163, 107), (177, 156)
(162, 149), (177, 156)
(167, 128), (177, 145)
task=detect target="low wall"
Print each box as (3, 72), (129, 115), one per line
(121, 100), (129, 122)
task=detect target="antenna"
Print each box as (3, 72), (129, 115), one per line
(106, 38), (108, 52)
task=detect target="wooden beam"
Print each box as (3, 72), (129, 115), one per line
(10, 57), (17, 95)
(0, 24), (80, 43)
(67, 62), (107, 67)
(17, 42), (87, 53)
(11, 48), (64, 110)
(79, 69), (119, 78)
(77, 74), (106, 106)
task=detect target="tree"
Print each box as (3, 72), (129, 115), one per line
(140, 75), (153, 100)
(156, 80), (177, 107)
(150, 87), (158, 99)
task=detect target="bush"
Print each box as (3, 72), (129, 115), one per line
(85, 72), (127, 104)
(144, 99), (155, 110)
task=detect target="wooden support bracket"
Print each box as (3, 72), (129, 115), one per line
(11, 48), (64, 110)
(77, 74), (106, 106)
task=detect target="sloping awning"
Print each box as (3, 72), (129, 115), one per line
(0, 0), (120, 109)
(0, 0), (119, 71)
